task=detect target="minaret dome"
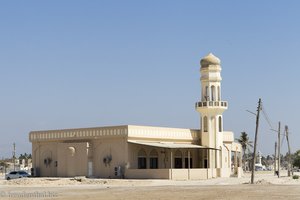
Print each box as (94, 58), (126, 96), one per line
(200, 53), (221, 68)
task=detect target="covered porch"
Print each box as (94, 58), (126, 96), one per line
(126, 140), (231, 180)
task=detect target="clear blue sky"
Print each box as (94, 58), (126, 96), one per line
(0, 1), (299, 158)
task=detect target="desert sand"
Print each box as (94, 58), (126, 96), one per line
(0, 171), (300, 200)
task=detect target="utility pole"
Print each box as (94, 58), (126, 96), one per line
(251, 98), (262, 184)
(286, 126), (292, 177)
(277, 122), (281, 178)
(274, 142), (277, 176)
(13, 143), (16, 171)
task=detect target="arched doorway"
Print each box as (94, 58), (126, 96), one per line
(174, 150), (183, 168)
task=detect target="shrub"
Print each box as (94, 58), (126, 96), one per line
(292, 175), (299, 179)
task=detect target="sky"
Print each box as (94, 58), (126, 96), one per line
(0, 1), (299, 158)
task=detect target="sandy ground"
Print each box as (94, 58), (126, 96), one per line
(0, 171), (300, 200)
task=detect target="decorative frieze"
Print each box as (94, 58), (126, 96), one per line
(29, 126), (128, 142)
(29, 125), (200, 142)
(127, 125), (200, 141)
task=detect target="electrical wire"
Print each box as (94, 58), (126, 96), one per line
(261, 103), (274, 130)
(281, 129), (286, 148)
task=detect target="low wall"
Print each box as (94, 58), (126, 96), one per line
(219, 168), (231, 178)
(189, 169), (209, 180)
(217, 168), (221, 177)
(171, 169), (189, 180)
(125, 168), (224, 180)
(125, 169), (170, 179)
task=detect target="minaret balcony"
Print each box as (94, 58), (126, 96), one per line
(195, 101), (228, 109)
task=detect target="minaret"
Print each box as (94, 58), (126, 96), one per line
(257, 151), (262, 165)
(195, 53), (228, 169)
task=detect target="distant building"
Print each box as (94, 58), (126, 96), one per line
(255, 151), (266, 171)
(29, 53), (242, 179)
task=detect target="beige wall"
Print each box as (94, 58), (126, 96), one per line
(32, 142), (58, 177)
(32, 138), (128, 178)
(92, 137), (127, 178)
(57, 142), (88, 177)
(32, 141), (89, 177)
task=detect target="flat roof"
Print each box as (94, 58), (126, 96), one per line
(128, 140), (219, 150)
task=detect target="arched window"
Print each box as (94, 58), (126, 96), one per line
(203, 116), (208, 132)
(149, 149), (158, 169)
(217, 86), (221, 101)
(219, 116), (222, 132)
(68, 147), (76, 156)
(174, 150), (183, 168)
(205, 86), (209, 101)
(211, 85), (215, 101)
(138, 149), (147, 169)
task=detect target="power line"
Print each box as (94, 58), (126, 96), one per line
(281, 134), (285, 148)
(261, 103), (274, 130)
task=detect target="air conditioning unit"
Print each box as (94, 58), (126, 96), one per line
(114, 166), (121, 178)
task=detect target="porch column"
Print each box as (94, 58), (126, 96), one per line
(207, 149), (209, 179)
(87, 142), (93, 177)
(239, 152), (242, 168)
(220, 148), (223, 168)
(170, 150), (173, 180)
(234, 151), (237, 174)
(188, 150), (190, 180)
(228, 149), (230, 168)
(207, 148), (209, 168)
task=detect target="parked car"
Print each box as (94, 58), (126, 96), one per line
(5, 171), (30, 180)
(292, 168), (300, 172)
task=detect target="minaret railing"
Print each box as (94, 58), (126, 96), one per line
(195, 101), (228, 108)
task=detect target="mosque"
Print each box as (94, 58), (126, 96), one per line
(29, 53), (242, 180)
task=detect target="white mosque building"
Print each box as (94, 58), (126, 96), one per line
(29, 53), (242, 180)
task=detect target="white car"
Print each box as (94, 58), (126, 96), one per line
(5, 171), (30, 180)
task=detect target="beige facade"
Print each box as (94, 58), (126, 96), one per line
(29, 53), (242, 180)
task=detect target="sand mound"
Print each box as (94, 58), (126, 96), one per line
(1, 177), (147, 187)
(255, 179), (272, 185)
(243, 179), (272, 185)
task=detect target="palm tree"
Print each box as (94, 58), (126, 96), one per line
(236, 132), (253, 171)
(0, 161), (9, 173)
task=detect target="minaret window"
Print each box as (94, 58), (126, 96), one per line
(203, 116), (208, 132)
(205, 86), (209, 101)
(211, 86), (215, 101)
(218, 86), (220, 101)
(218, 116), (222, 132)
